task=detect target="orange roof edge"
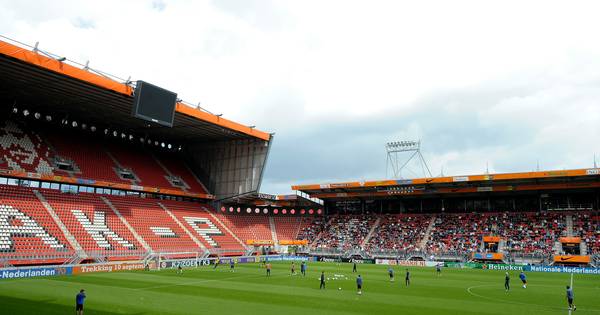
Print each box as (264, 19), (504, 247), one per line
(291, 167), (600, 190)
(176, 104), (270, 141)
(0, 38), (270, 141)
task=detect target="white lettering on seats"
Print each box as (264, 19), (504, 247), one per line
(0, 204), (64, 251)
(183, 217), (222, 247)
(71, 209), (135, 249)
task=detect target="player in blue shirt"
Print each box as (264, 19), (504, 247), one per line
(566, 286), (576, 311)
(230, 259), (235, 272)
(405, 269), (410, 286)
(300, 261), (307, 276)
(388, 266), (395, 282)
(75, 289), (86, 315)
(436, 263), (442, 276)
(356, 274), (363, 295)
(519, 271), (527, 288)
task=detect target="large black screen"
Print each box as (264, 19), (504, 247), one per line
(132, 80), (177, 127)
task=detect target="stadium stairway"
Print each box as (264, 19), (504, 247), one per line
(100, 196), (152, 252)
(419, 215), (437, 250)
(159, 201), (247, 254)
(206, 212), (250, 250)
(360, 216), (381, 248)
(566, 214), (574, 236)
(0, 186), (74, 265)
(41, 190), (145, 261)
(269, 216), (278, 244)
(32, 190), (85, 257)
(156, 202), (209, 254)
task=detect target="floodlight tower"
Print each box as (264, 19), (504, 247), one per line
(386, 140), (432, 179)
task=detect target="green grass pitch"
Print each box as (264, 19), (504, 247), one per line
(0, 262), (598, 314)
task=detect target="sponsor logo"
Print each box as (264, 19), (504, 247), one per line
(527, 265), (600, 274)
(74, 262), (146, 274)
(477, 187), (493, 192)
(586, 169), (600, 175)
(453, 176), (469, 182)
(0, 267), (71, 279)
(482, 264), (524, 271)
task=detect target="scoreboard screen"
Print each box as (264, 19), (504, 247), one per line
(132, 81), (177, 127)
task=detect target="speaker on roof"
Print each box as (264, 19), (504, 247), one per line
(132, 80), (177, 127)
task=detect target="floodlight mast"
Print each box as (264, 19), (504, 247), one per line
(385, 140), (432, 179)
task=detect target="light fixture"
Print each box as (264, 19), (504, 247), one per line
(128, 135), (134, 140)
(167, 144), (172, 149)
(90, 126), (96, 132)
(23, 109), (29, 117)
(121, 133), (126, 139)
(12, 107), (18, 114)
(34, 112), (41, 119)
(72, 121), (77, 127)
(57, 57), (66, 62)
(81, 124), (87, 130)
(161, 142), (165, 148)
(113, 131), (118, 137)
(45, 115), (52, 122)
(104, 128), (109, 135)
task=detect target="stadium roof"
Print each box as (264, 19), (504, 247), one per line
(0, 38), (271, 142)
(292, 168), (600, 200)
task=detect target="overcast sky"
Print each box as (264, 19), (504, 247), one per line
(2, 0), (600, 194)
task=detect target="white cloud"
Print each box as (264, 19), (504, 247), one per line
(1, 0), (599, 194)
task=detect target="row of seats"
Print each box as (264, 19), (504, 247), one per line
(1, 184), (598, 265)
(0, 120), (208, 194)
(0, 186), (250, 264)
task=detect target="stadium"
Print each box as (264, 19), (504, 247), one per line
(1, 14), (600, 315)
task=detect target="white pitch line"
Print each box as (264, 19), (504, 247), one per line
(466, 284), (600, 313)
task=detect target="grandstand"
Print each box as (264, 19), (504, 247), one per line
(0, 35), (599, 272)
(0, 37), (276, 266)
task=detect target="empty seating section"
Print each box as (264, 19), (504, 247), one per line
(0, 120), (211, 193)
(45, 133), (129, 184)
(106, 196), (201, 253)
(106, 144), (173, 188)
(367, 215), (431, 252)
(215, 214), (272, 241)
(0, 121), (54, 174)
(313, 215), (377, 250)
(42, 190), (143, 259)
(160, 200), (245, 252)
(0, 185), (72, 264)
(157, 154), (207, 194)
(273, 217), (303, 240)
